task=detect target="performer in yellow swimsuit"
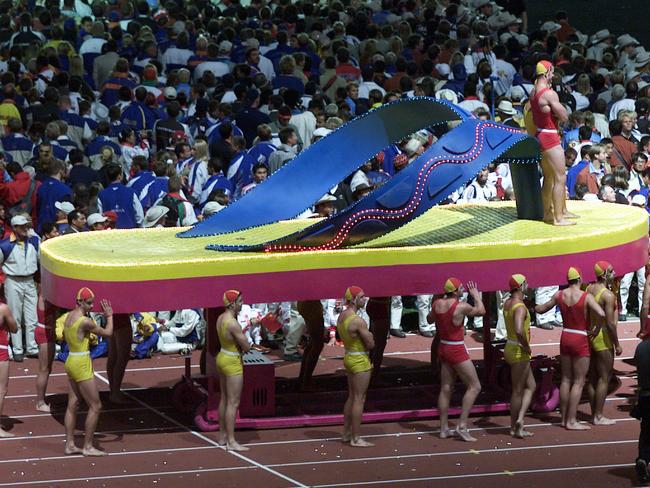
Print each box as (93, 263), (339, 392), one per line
(216, 289), (251, 451)
(63, 287), (114, 457)
(587, 261), (622, 425)
(503, 274), (536, 439)
(338, 286), (375, 447)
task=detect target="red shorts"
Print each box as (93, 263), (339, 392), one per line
(560, 330), (590, 357)
(0, 345), (8, 361)
(536, 131), (562, 151)
(438, 343), (470, 366)
(35, 324), (55, 345)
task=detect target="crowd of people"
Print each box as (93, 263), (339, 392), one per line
(0, 0), (648, 474)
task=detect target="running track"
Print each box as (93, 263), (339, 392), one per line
(0, 321), (645, 487)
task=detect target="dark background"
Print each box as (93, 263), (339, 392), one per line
(527, 0), (649, 49)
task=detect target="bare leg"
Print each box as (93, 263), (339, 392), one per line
(77, 378), (107, 456)
(108, 319), (132, 404)
(0, 361), (13, 437)
(546, 146), (576, 226)
(592, 349), (615, 425)
(348, 370), (373, 447)
(35, 342), (54, 412)
(559, 354), (572, 427)
(224, 374), (247, 451)
(342, 373), (352, 442)
(218, 372), (227, 445)
(510, 361), (536, 438)
(540, 155), (554, 223)
(438, 361), (455, 439)
(64, 378), (83, 454)
(565, 356), (591, 430)
(454, 360), (481, 442)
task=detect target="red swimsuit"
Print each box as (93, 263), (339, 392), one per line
(530, 87), (562, 151)
(0, 323), (9, 361)
(558, 291), (590, 357)
(435, 300), (470, 365)
(34, 302), (54, 345)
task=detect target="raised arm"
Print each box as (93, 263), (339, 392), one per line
(465, 281), (485, 317)
(82, 300), (114, 338)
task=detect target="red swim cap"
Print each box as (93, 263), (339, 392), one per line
(345, 286), (364, 302)
(76, 287), (95, 301)
(223, 289), (241, 306)
(444, 277), (462, 293)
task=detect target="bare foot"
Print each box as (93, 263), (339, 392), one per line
(564, 211), (580, 219)
(217, 435), (227, 446)
(82, 446), (108, 457)
(565, 421), (590, 431)
(513, 421), (534, 439)
(350, 438), (374, 447)
(440, 428), (456, 439)
(592, 416), (616, 426)
(64, 445), (83, 455)
(226, 442), (249, 452)
(36, 402), (51, 413)
(109, 393), (131, 405)
(0, 428), (15, 438)
(342, 432), (351, 443)
(455, 427), (477, 442)
(552, 219), (576, 226)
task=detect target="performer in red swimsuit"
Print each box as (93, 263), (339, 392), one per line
(528, 60), (575, 226)
(0, 302), (18, 437)
(431, 277), (485, 442)
(536, 267), (605, 430)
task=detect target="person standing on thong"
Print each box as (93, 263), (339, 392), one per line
(527, 60), (575, 226)
(432, 278), (485, 442)
(338, 286), (375, 447)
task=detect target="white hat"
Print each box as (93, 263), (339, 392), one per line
(636, 52), (650, 67)
(617, 34), (639, 50)
(638, 80), (650, 92)
(540, 21), (561, 33)
(315, 194), (337, 206)
(87, 213), (108, 227)
(163, 87), (177, 99)
(435, 63), (450, 77)
(590, 29), (613, 45)
(143, 206), (169, 228)
(435, 89), (459, 105)
(631, 194), (647, 206)
(350, 172), (372, 193)
(55, 201), (75, 215)
(497, 100), (517, 115)
(509, 85), (526, 101)
(93, 102), (109, 121)
(596, 67), (611, 77)
(218, 40), (233, 53)
(245, 38), (260, 50)
(312, 127), (332, 138)
(404, 138), (423, 156)
(10, 215), (29, 226)
(202, 201), (224, 217)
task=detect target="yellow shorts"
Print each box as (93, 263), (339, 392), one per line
(216, 351), (243, 376)
(343, 353), (372, 374)
(590, 327), (613, 353)
(504, 343), (531, 365)
(64, 355), (93, 383)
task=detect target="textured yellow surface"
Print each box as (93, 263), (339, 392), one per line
(41, 201), (648, 282)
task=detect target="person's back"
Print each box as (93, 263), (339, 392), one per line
(98, 165), (142, 228)
(36, 162), (71, 231)
(558, 286), (588, 330)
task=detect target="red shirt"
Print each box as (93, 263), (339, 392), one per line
(0, 171), (40, 223)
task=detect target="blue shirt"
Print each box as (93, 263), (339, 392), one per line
(566, 160), (589, 197)
(98, 182), (141, 229)
(36, 177), (72, 231)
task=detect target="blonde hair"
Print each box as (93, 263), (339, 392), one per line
(193, 139), (208, 162)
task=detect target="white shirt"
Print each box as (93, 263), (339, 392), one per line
(161, 47), (194, 72)
(358, 81), (386, 99)
(194, 61), (230, 81)
(0, 236), (40, 277)
(461, 180), (497, 203)
(79, 37), (107, 56)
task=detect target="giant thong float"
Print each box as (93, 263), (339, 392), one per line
(41, 97), (648, 429)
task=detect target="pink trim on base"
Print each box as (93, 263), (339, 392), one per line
(42, 237), (648, 312)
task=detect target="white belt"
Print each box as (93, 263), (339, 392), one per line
(440, 340), (465, 346)
(68, 351), (89, 356)
(0, 345), (8, 350)
(563, 328), (588, 337)
(219, 349), (241, 357)
(536, 128), (557, 133)
(345, 350), (368, 356)
(506, 339), (522, 347)
(37, 323), (49, 329)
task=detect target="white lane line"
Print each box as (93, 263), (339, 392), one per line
(311, 462), (635, 487)
(0, 426), (179, 442)
(266, 439), (637, 469)
(93, 372), (309, 488)
(9, 363), (199, 380)
(7, 406), (174, 420)
(0, 465), (255, 487)
(246, 417), (637, 447)
(6, 386), (151, 399)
